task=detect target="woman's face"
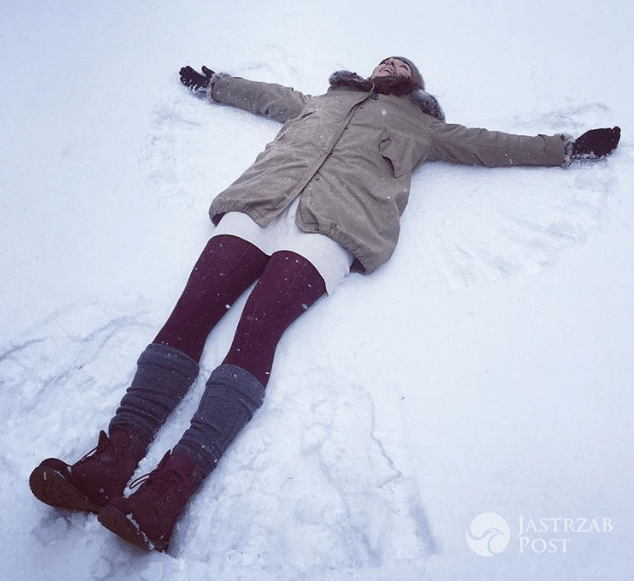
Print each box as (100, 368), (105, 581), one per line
(370, 58), (412, 79)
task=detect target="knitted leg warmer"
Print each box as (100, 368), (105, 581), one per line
(108, 343), (199, 448)
(173, 364), (265, 476)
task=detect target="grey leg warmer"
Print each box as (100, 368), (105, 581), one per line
(109, 344), (199, 448)
(173, 364), (265, 477)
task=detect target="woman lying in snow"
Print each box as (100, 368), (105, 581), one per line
(29, 57), (621, 552)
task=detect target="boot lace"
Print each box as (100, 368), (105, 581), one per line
(75, 431), (126, 467)
(128, 460), (189, 504)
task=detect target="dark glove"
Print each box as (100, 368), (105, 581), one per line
(572, 127), (621, 160)
(179, 65), (215, 96)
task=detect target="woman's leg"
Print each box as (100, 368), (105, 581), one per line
(100, 252), (328, 551)
(175, 250), (327, 473)
(223, 249), (327, 386)
(29, 235), (269, 514)
(153, 234), (269, 362)
(109, 234), (269, 444)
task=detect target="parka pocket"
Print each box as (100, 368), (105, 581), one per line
(298, 106), (316, 119)
(379, 128), (407, 178)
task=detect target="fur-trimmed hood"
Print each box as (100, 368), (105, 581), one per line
(329, 70), (446, 122)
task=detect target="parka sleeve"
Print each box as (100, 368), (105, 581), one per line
(210, 74), (311, 123)
(427, 122), (568, 168)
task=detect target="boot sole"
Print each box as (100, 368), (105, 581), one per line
(98, 507), (166, 552)
(29, 465), (103, 514)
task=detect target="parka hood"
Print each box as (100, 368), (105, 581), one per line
(328, 70), (446, 122)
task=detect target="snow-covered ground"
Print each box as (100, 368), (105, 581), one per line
(2, 0), (633, 579)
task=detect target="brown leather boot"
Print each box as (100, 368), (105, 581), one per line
(29, 429), (145, 513)
(98, 451), (204, 552)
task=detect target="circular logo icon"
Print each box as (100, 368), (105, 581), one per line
(466, 513), (511, 556)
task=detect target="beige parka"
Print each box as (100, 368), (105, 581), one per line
(208, 74), (567, 273)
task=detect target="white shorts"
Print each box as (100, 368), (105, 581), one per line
(212, 197), (353, 294)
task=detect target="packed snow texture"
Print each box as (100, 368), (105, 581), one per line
(2, 1), (633, 580)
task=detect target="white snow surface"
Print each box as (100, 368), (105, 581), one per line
(2, 0), (634, 579)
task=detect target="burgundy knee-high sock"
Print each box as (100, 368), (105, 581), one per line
(154, 235), (268, 362)
(223, 250), (327, 386)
